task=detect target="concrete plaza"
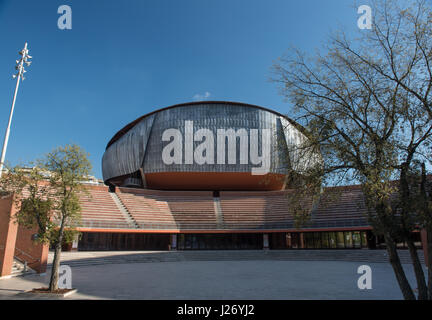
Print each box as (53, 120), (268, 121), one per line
(0, 251), (424, 299)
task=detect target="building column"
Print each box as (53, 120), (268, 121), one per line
(170, 234), (177, 251)
(300, 233), (305, 249)
(71, 234), (79, 251)
(263, 233), (269, 250)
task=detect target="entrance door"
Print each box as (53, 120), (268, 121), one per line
(177, 233), (263, 250)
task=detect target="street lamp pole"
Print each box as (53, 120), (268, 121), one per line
(0, 42), (32, 178)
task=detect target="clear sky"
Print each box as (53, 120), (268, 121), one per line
(0, 0), (365, 178)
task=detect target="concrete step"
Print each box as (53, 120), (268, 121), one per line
(10, 259), (36, 276)
(48, 249), (425, 268)
(109, 191), (139, 228)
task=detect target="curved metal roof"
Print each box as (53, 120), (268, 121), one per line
(106, 101), (304, 149)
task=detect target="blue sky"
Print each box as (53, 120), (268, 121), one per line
(0, 0), (364, 178)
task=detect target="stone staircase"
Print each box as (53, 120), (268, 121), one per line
(213, 196), (224, 228)
(109, 191), (139, 228)
(48, 249), (425, 268)
(10, 258), (36, 277)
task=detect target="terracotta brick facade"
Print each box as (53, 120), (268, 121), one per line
(0, 195), (18, 277)
(15, 224), (49, 274)
(0, 194), (48, 277)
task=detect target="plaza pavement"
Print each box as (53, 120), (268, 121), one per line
(0, 251), (425, 299)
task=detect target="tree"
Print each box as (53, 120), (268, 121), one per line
(44, 144), (92, 291)
(0, 144), (92, 291)
(273, 0), (432, 299)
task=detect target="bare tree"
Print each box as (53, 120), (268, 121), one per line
(273, 0), (432, 299)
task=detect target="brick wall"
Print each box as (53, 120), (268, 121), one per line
(0, 195), (18, 277)
(15, 224), (49, 273)
(0, 194), (48, 275)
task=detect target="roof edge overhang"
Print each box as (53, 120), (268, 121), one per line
(76, 226), (373, 234)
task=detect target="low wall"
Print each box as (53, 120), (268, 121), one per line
(15, 225), (49, 273)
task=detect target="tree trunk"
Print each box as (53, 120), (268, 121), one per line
(49, 218), (65, 292)
(406, 237), (427, 299)
(419, 163), (432, 299)
(427, 227), (432, 300)
(49, 241), (62, 291)
(385, 235), (416, 300)
(397, 163), (425, 299)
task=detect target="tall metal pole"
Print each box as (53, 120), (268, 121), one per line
(0, 43), (32, 178)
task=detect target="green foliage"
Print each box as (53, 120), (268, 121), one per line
(0, 144), (92, 246)
(17, 197), (55, 243)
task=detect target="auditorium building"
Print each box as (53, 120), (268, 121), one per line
(71, 101), (422, 251)
(1, 101), (428, 277)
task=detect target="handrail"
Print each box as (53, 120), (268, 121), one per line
(15, 246), (40, 262)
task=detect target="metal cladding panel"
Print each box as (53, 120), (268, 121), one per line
(142, 103), (283, 174)
(102, 114), (155, 181)
(102, 102), (317, 182)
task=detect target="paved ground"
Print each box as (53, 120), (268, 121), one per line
(0, 257), (424, 299)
